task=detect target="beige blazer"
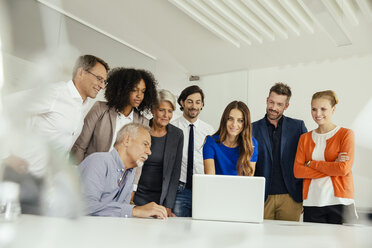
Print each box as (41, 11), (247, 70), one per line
(71, 101), (149, 164)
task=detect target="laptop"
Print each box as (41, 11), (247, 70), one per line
(192, 174), (265, 223)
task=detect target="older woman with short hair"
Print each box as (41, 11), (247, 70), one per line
(134, 89), (184, 217)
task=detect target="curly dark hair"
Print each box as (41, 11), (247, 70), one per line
(104, 67), (158, 113)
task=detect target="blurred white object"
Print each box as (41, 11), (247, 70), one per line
(0, 181), (21, 221)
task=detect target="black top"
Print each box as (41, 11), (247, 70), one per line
(265, 115), (288, 195)
(134, 134), (167, 205)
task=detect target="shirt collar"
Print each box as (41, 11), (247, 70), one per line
(180, 114), (200, 128)
(118, 108), (134, 121)
(265, 114), (284, 128)
(111, 148), (128, 172)
(67, 80), (84, 103)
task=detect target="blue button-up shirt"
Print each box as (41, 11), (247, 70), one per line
(78, 148), (135, 217)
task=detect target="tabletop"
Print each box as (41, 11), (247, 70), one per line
(1, 214), (371, 248)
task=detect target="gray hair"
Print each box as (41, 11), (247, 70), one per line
(114, 123), (151, 146)
(156, 89), (177, 110)
(72, 54), (110, 78)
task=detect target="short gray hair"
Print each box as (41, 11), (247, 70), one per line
(156, 89), (177, 110)
(72, 54), (109, 78)
(114, 123), (151, 146)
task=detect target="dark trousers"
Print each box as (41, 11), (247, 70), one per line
(304, 205), (344, 224)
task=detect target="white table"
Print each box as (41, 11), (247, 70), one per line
(1, 214), (371, 248)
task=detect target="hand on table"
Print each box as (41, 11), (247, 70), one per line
(166, 207), (176, 217)
(132, 202), (168, 219)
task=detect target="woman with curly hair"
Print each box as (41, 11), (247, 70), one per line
(203, 101), (258, 176)
(71, 67), (157, 164)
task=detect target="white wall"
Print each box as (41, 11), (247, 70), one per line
(198, 70), (249, 130)
(1, 0), (157, 95)
(247, 54), (372, 209)
(199, 54), (372, 209)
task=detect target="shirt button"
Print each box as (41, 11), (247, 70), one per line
(72, 132), (75, 136)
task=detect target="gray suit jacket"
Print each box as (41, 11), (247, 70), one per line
(135, 122), (184, 209)
(71, 101), (149, 164)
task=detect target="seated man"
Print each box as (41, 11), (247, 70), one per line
(78, 123), (167, 219)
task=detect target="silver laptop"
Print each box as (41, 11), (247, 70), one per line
(192, 174), (265, 223)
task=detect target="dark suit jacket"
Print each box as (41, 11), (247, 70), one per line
(135, 123), (184, 209)
(253, 115), (307, 203)
(71, 101), (149, 164)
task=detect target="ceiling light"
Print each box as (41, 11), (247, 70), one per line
(223, 0), (275, 41)
(169, 0), (240, 47)
(261, 0), (301, 36)
(242, 0), (288, 39)
(204, 0), (263, 43)
(356, 0), (372, 22)
(336, 0), (359, 26)
(188, 0), (252, 45)
(299, 0), (352, 46)
(279, 0), (314, 34)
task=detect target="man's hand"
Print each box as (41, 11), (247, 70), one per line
(166, 207), (176, 217)
(132, 202), (168, 219)
(4, 155), (29, 174)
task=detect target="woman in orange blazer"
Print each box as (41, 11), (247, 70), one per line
(294, 90), (355, 224)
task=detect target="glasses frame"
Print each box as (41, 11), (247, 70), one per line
(85, 69), (108, 86)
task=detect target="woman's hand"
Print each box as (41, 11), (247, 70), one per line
(335, 152), (349, 162)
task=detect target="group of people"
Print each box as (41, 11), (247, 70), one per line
(4, 54), (355, 225)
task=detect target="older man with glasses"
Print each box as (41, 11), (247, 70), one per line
(4, 54), (110, 177)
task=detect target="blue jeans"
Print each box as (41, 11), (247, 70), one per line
(172, 182), (192, 217)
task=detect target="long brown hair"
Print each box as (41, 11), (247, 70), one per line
(213, 101), (254, 176)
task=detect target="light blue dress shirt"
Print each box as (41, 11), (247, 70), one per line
(78, 148), (135, 217)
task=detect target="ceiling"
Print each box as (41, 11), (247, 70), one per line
(39, 0), (372, 76)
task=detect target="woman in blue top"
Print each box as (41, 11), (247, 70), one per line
(203, 101), (258, 176)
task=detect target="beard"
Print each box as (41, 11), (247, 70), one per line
(136, 155), (148, 168)
(136, 160), (144, 167)
(266, 109), (282, 120)
(185, 108), (200, 118)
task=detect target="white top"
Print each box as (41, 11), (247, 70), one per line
(304, 126), (354, 207)
(6, 80), (87, 177)
(109, 109), (134, 151)
(171, 115), (214, 183)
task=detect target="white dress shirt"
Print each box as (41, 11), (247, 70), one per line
(171, 115), (214, 183)
(109, 109), (134, 151)
(6, 80), (87, 177)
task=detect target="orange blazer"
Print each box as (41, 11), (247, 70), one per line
(294, 127), (354, 200)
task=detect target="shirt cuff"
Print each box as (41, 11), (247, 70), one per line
(121, 203), (135, 218)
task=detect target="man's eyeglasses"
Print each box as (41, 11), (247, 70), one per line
(85, 69), (108, 86)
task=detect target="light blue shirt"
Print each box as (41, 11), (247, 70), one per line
(78, 148), (135, 217)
